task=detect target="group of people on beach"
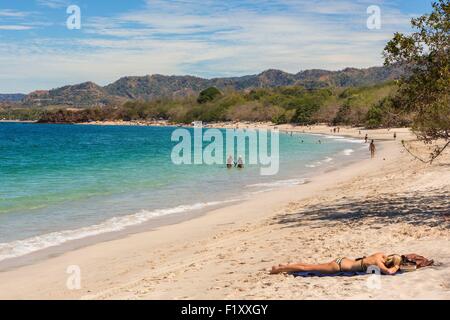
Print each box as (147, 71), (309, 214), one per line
(227, 155), (244, 169)
(331, 127), (340, 133)
(361, 130), (398, 159)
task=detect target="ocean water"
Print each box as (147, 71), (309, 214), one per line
(0, 123), (365, 262)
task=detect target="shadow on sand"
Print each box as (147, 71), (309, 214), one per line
(273, 190), (450, 229)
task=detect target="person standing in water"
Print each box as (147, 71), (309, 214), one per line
(369, 140), (376, 158)
(237, 155), (244, 169)
(226, 155), (233, 169)
(365, 134), (369, 143)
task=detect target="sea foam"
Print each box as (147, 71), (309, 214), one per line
(0, 200), (238, 262)
(246, 178), (308, 188)
(343, 149), (355, 156)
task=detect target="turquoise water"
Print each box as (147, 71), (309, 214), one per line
(0, 123), (364, 261)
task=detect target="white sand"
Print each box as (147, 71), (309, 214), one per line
(0, 125), (448, 300)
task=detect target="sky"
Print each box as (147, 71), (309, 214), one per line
(0, 0), (433, 93)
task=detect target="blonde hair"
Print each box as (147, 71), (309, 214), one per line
(386, 254), (402, 268)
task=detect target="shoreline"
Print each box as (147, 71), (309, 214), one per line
(75, 120), (414, 143)
(0, 125), (448, 299)
(0, 120), (37, 123)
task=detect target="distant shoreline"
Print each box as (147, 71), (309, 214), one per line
(0, 120), (37, 123)
(1, 119), (411, 142)
(78, 120), (411, 142)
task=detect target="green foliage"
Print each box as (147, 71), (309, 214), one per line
(333, 104), (352, 125)
(37, 107), (115, 123)
(383, 0), (450, 143)
(292, 104), (320, 125)
(0, 107), (44, 120)
(272, 109), (296, 124)
(331, 82), (398, 126)
(245, 89), (270, 101)
(365, 106), (384, 129)
(197, 87), (222, 104)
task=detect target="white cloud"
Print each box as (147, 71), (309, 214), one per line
(0, 25), (34, 30)
(1, 0), (419, 92)
(0, 9), (29, 18)
(36, 0), (69, 9)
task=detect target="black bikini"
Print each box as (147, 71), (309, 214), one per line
(335, 256), (366, 272)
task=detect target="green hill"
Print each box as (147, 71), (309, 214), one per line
(31, 81), (402, 127)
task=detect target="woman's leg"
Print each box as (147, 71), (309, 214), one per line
(270, 261), (340, 274)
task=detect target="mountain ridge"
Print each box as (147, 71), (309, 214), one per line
(20, 64), (404, 108)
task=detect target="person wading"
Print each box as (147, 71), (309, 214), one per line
(370, 140), (376, 159)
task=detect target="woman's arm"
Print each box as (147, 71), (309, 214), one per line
(378, 263), (400, 275)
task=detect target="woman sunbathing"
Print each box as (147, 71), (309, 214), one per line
(270, 252), (432, 275)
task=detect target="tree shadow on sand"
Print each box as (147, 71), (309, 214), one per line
(274, 190), (450, 229)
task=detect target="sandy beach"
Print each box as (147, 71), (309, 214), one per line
(0, 124), (448, 300)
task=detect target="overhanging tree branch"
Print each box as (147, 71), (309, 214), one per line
(402, 139), (450, 164)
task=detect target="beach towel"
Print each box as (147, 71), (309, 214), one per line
(291, 271), (368, 277)
(403, 254), (434, 268)
(290, 271), (402, 277)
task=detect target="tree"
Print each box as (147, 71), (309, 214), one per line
(383, 0), (450, 163)
(197, 87), (222, 104)
(365, 105), (384, 129)
(333, 104), (352, 125)
(292, 104), (320, 125)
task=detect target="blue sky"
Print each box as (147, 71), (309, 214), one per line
(0, 0), (433, 93)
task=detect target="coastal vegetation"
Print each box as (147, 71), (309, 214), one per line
(22, 81), (402, 127)
(0, 105), (44, 121)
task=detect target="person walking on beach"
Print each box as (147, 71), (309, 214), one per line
(369, 140), (376, 158)
(394, 132), (397, 140)
(365, 134), (369, 143)
(227, 155), (233, 169)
